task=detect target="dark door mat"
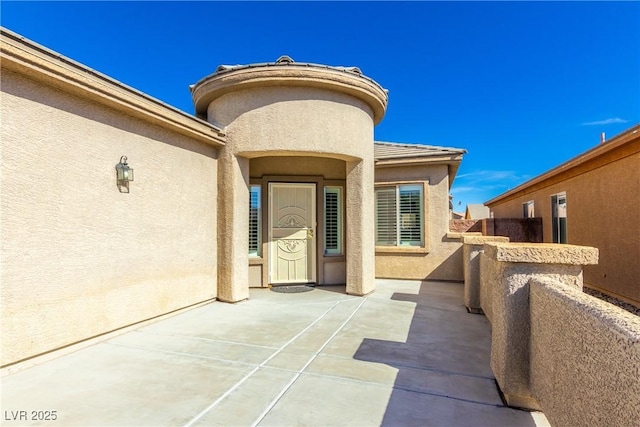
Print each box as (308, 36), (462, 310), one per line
(270, 284), (315, 293)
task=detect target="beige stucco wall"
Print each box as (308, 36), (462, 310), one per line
(1, 69), (219, 367)
(207, 86), (375, 160)
(530, 277), (640, 427)
(375, 163), (464, 281)
(488, 147), (640, 306)
(250, 156), (346, 180)
(480, 242), (598, 409)
(194, 65), (386, 298)
(462, 236), (509, 312)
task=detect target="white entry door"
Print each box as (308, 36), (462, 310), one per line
(269, 183), (316, 284)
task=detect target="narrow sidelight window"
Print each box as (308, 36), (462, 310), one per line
(523, 201), (535, 218)
(324, 187), (343, 255)
(375, 184), (424, 247)
(551, 193), (567, 243)
(249, 185), (261, 256)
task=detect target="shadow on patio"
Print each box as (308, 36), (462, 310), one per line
(354, 280), (546, 426)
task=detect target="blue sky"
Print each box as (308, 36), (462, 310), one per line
(2, 1), (638, 211)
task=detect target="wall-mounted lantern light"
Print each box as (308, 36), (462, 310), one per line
(116, 155), (134, 192)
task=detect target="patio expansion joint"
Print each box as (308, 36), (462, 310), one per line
(103, 342), (260, 369)
(183, 298), (355, 427)
(128, 329), (281, 351)
(104, 339), (312, 378)
(248, 297), (369, 427)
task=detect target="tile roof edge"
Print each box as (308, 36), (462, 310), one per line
(374, 141), (467, 154)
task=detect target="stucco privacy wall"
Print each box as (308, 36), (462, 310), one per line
(375, 163), (464, 281)
(1, 30), (223, 367)
(487, 127), (640, 306)
(462, 235), (509, 313)
(480, 242), (598, 410)
(529, 277), (640, 427)
(192, 61), (387, 299)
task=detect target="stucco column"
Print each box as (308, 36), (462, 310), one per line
(482, 242), (598, 410)
(217, 148), (250, 302)
(345, 158), (375, 295)
(462, 235), (509, 313)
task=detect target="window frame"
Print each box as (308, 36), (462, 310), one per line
(323, 186), (343, 256)
(374, 181), (429, 253)
(551, 192), (567, 244)
(523, 200), (535, 218)
(249, 185), (262, 257)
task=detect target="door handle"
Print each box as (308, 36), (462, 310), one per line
(307, 229), (314, 239)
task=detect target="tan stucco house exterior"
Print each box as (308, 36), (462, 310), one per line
(486, 124), (640, 307)
(1, 28), (466, 368)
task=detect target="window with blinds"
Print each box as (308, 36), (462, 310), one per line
(399, 185), (422, 245)
(375, 188), (397, 246)
(324, 187), (343, 255)
(375, 184), (424, 247)
(249, 185), (261, 256)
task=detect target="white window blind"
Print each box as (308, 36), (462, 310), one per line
(324, 187), (343, 255)
(399, 185), (422, 245)
(375, 187), (398, 246)
(375, 184), (423, 247)
(249, 185), (261, 256)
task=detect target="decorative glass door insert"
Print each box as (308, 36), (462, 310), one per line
(269, 183), (316, 284)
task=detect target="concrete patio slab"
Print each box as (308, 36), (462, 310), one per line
(1, 280), (549, 426)
(258, 374), (393, 426)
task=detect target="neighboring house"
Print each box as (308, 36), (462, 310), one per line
(0, 28), (466, 367)
(464, 204), (490, 219)
(486, 124), (640, 307)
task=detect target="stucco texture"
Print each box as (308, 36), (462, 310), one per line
(375, 164), (463, 281)
(1, 69), (219, 367)
(480, 242), (598, 409)
(462, 236), (509, 312)
(199, 76), (381, 298)
(250, 157), (346, 181)
(208, 86), (376, 160)
(530, 277), (640, 427)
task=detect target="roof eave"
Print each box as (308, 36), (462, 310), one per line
(1, 27), (226, 147)
(374, 154), (464, 167)
(485, 124), (640, 206)
(374, 154), (464, 189)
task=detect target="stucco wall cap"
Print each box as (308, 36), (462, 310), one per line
(484, 242), (599, 265)
(446, 231), (482, 240)
(462, 235), (510, 245)
(191, 57), (388, 124)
